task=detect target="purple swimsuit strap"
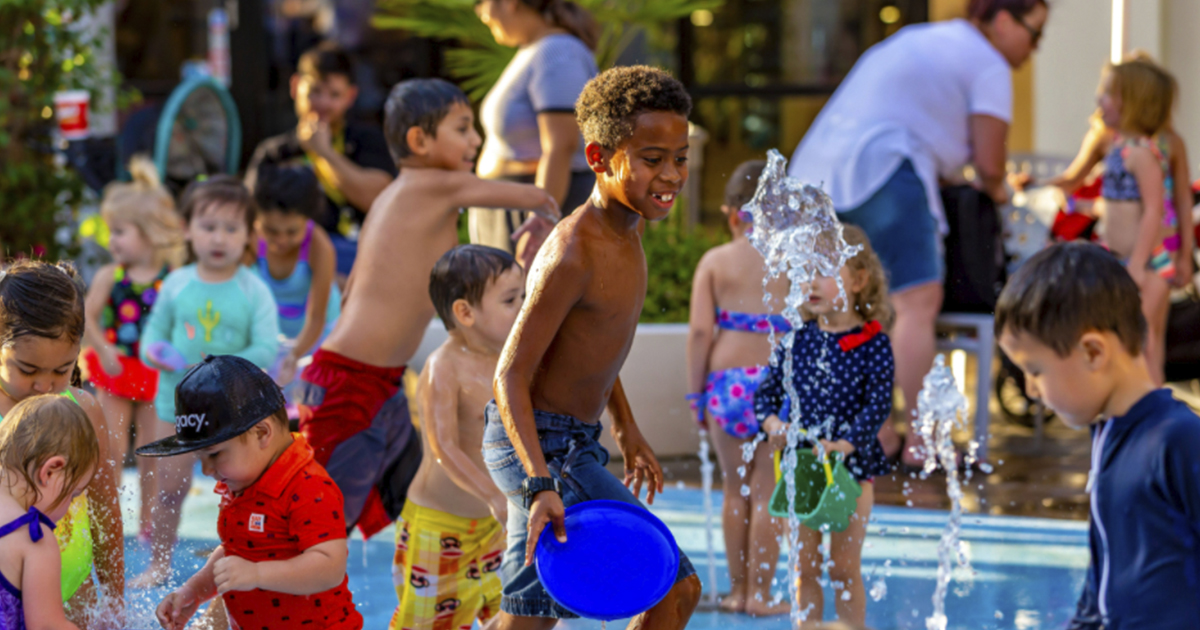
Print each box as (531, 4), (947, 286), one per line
(298, 220), (314, 263)
(0, 507), (55, 543)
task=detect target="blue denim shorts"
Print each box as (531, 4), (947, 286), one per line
(482, 402), (696, 618)
(838, 159), (944, 292)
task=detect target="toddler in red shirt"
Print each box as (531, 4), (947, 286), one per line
(138, 355), (362, 630)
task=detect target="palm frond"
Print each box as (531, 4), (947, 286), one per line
(373, 0), (725, 101)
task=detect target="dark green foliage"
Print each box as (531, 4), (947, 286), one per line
(374, 0), (723, 102)
(641, 216), (726, 323)
(1, 1), (115, 259)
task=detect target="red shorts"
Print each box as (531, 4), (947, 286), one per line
(81, 347), (158, 402)
(297, 349), (420, 539)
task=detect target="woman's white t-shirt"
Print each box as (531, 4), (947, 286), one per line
(788, 19), (1012, 233)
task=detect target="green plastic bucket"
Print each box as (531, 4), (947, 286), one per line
(768, 449), (862, 532)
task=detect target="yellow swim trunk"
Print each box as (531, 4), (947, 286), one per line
(389, 501), (504, 630)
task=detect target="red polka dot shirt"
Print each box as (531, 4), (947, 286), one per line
(216, 433), (363, 630)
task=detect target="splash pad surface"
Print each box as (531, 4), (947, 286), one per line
(118, 468), (1086, 629)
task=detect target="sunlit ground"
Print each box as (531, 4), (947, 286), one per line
(117, 467), (1087, 630)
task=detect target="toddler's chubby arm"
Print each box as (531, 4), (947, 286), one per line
(231, 277), (281, 370)
(685, 254), (717, 426)
(22, 525), (81, 630)
(83, 263), (123, 375)
(157, 545), (221, 630)
(212, 539), (348, 596)
(495, 238), (589, 565)
(139, 275), (177, 372)
(420, 355), (509, 524)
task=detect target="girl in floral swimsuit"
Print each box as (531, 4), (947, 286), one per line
(82, 157), (184, 549)
(685, 160), (790, 616)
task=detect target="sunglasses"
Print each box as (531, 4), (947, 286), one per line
(1013, 13), (1043, 47)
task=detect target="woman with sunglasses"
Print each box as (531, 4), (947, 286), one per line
(787, 0), (1048, 471)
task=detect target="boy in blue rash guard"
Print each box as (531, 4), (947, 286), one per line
(996, 242), (1200, 630)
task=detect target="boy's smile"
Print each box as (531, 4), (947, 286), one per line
(592, 111), (689, 222)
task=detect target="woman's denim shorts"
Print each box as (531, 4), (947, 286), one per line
(838, 159), (944, 292)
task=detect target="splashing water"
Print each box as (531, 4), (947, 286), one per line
(742, 149), (861, 625)
(911, 355), (972, 630)
(697, 428), (719, 606)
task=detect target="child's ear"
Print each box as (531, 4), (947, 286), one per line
(405, 126), (429, 157)
(851, 268), (870, 293)
(585, 142), (609, 174)
(38, 456), (67, 487)
(1078, 331), (1111, 371)
(451, 298), (475, 329)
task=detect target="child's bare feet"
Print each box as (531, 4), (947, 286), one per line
(744, 594), (791, 617)
(129, 562), (171, 589)
(718, 591), (746, 613)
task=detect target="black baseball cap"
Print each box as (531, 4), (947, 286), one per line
(136, 355), (286, 458)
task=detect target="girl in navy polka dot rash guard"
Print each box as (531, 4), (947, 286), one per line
(755, 225), (895, 625)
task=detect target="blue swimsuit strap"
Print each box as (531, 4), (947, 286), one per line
(715, 307), (792, 333)
(0, 507), (55, 543)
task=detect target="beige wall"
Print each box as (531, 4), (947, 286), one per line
(1163, 0), (1200, 174)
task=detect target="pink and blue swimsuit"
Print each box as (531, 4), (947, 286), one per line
(0, 507), (56, 630)
(701, 308), (793, 439)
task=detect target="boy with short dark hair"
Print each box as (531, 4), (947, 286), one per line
(485, 65), (702, 628)
(140, 355), (362, 630)
(298, 78), (558, 540)
(247, 42), (395, 278)
(390, 245), (524, 630)
(996, 242), (1200, 630)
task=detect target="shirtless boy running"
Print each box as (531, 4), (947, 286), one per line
(390, 245), (523, 630)
(483, 65), (702, 629)
(298, 79), (558, 538)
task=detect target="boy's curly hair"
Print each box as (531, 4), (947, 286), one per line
(576, 65), (692, 150)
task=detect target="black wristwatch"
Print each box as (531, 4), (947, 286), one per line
(521, 476), (562, 509)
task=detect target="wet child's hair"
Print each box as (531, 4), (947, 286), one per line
(724, 160), (766, 209)
(1102, 56), (1175, 136)
(0, 395), (99, 512)
(802, 225), (894, 330)
(576, 65), (692, 150)
(384, 78), (470, 161)
(995, 241), (1145, 357)
(101, 156), (186, 268)
(429, 245), (519, 331)
(0, 260), (86, 350)
(249, 164), (323, 219)
(296, 43), (356, 85)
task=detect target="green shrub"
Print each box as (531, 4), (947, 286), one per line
(641, 216), (726, 323)
(1, 0), (114, 259)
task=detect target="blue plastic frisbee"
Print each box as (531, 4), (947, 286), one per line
(535, 499), (680, 620)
